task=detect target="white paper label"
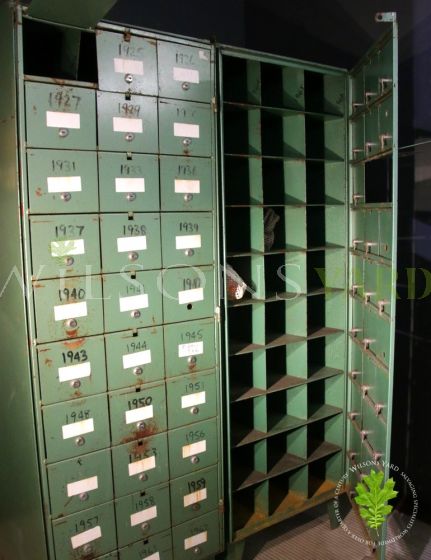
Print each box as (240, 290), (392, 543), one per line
(174, 123), (200, 138)
(174, 179), (200, 194)
(71, 526), (102, 550)
(115, 177), (146, 192)
(125, 405), (154, 425)
(175, 234), (201, 250)
(143, 553), (160, 560)
(119, 293), (149, 312)
(114, 57), (144, 75)
(178, 340), (204, 358)
(184, 531), (208, 550)
(62, 418), (94, 440)
(182, 439), (206, 458)
(128, 455), (156, 477)
(181, 391), (206, 409)
(50, 239), (85, 257)
(113, 117), (143, 133)
(54, 301), (88, 321)
(117, 236), (147, 252)
(58, 361), (91, 383)
(46, 111), (80, 129)
(178, 287), (204, 305)
(199, 50), (209, 61)
(184, 487), (207, 508)
(123, 349), (152, 369)
(47, 176), (82, 193)
(67, 475), (98, 498)
(130, 506), (158, 527)
(173, 67), (200, 84)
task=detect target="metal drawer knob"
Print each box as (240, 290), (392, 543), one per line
(58, 128), (69, 138)
(128, 251), (139, 261)
(82, 544), (93, 554)
(79, 492), (89, 502)
(190, 406), (199, 415)
(133, 366), (143, 376)
(139, 472), (148, 481)
(190, 455), (200, 465)
(125, 73), (134, 84)
(125, 132), (135, 142)
(192, 503), (201, 511)
(137, 421), (146, 431)
(60, 192), (71, 202)
(64, 256), (74, 266)
(187, 356), (197, 365)
(193, 546), (201, 554)
(126, 192), (136, 201)
(70, 379), (81, 389)
(184, 193), (193, 202)
(185, 248), (194, 257)
(66, 319), (78, 328)
(182, 137), (192, 147)
(182, 82), (190, 90)
(75, 436), (85, 446)
(131, 310), (141, 319)
(141, 522), (150, 531)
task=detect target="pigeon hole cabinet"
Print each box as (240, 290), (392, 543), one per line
(0, 2), (397, 560)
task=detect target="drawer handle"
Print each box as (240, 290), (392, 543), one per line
(66, 318), (78, 328)
(79, 492), (89, 502)
(137, 421), (146, 431)
(190, 455), (200, 465)
(60, 192), (71, 202)
(70, 379), (81, 389)
(58, 128), (69, 138)
(182, 138), (192, 147)
(125, 132), (135, 142)
(126, 192), (136, 202)
(133, 367), (143, 376)
(190, 406), (199, 415)
(125, 73), (134, 84)
(184, 194), (193, 202)
(187, 356), (197, 366)
(139, 472), (148, 482)
(75, 436), (85, 446)
(182, 81), (190, 91)
(128, 251), (139, 261)
(141, 522), (150, 532)
(192, 503), (201, 511)
(64, 256), (74, 266)
(131, 310), (141, 319)
(82, 544), (93, 555)
(193, 546), (201, 554)
(185, 249), (194, 257)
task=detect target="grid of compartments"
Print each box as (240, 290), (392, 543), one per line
(221, 55), (348, 538)
(347, 30), (395, 492)
(22, 19), (222, 560)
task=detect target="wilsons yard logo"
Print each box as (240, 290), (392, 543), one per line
(333, 461), (419, 547)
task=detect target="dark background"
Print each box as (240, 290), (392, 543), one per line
(106, 0), (431, 520)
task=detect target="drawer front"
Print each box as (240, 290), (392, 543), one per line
(166, 370), (217, 429)
(115, 484), (171, 547)
(379, 209), (392, 260)
(109, 384), (167, 445)
(100, 213), (161, 273)
(160, 156), (213, 212)
(158, 41), (212, 103)
(25, 82), (96, 150)
(97, 92), (158, 153)
(30, 214), (101, 279)
(105, 327), (164, 391)
(158, 99), (212, 157)
(112, 433), (169, 497)
(42, 394), (110, 463)
(364, 209), (379, 257)
(47, 448), (113, 517)
(37, 335), (106, 404)
(172, 510), (221, 560)
(52, 502), (116, 559)
(97, 30), (158, 96)
(102, 271), (163, 332)
(168, 419), (218, 479)
(33, 276), (104, 343)
(364, 106), (379, 158)
(119, 530), (172, 560)
(161, 213), (214, 268)
(27, 149), (98, 214)
(162, 266), (215, 323)
(379, 96), (393, 151)
(164, 319), (216, 378)
(98, 152), (159, 213)
(170, 466), (219, 526)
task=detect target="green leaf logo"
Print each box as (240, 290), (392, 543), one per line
(354, 469), (398, 530)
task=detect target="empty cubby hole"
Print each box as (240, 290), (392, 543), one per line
(305, 116), (326, 160)
(261, 62), (284, 108)
(23, 18), (97, 82)
(307, 293), (326, 334)
(223, 109), (260, 155)
(225, 208), (251, 254)
(230, 397), (262, 447)
(228, 306), (254, 354)
(306, 207), (326, 248)
(261, 112), (284, 157)
(308, 376), (343, 421)
(264, 254), (286, 297)
(267, 427), (307, 476)
(223, 56), (260, 104)
(224, 157), (252, 205)
(266, 346), (287, 388)
(306, 162), (325, 204)
(265, 301), (287, 344)
(232, 483), (265, 532)
(307, 414), (343, 460)
(308, 452), (342, 498)
(364, 157), (393, 203)
(304, 71), (325, 113)
(229, 353), (256, 401)
(231, 444), (259, 490)
(262, 159), (286, 205)
(268, 467), (307, 516)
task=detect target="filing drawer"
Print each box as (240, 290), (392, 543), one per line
(158, 41), (211, 102)
(97, 30), (158, 96)
(98, 152), (159, 213)
(379, 208), (392, 260)
(168, 419), (218, 479)
(158, 99), (212, 157)
(162, 266), (215, 323)
(115, 483), (171, 547)
(379, 96), (393, 151)
(171, 510), (221, 560)
(25, 82), (96, 150)
(37, 335), (106, 404)
(47, 448), (113, 517)
(166, 370), (217, 429)
(170, 466), (219, 525)
(102, 271), (163, 332)
(42, 394), (110, 463)
(27, 149), (98, 214)
(161, 213), (214, 268)
(119, 530), (172, 560)
(112, 433), (169, 497)
(160, 156), (213, 212)
(30, 214), (101, 279)
(109, 384), (167, 445)
(97, 91), (158, 153)
(52, 501), (116, 559)
(364, 106), (379, 157)
(33, 275), (104, 343)
(105, 327), (164, 391)
(100, 213), (161, 273)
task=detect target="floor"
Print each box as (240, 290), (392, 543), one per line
(234, 503), (431, 560)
